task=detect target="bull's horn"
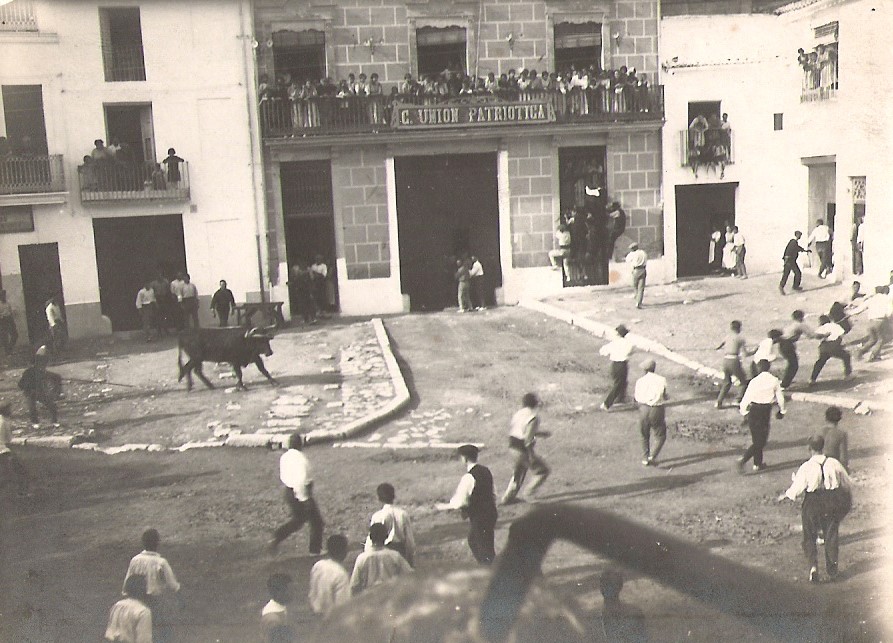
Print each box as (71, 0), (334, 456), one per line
(263, 324), (277, 334)
(245, 326), (261, 339)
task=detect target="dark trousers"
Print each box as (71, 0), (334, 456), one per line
(716, 357), (747, 406)
(638, 404), (666, 460)
(25, 393), (57, 424)
(778, 339), (799, 388)
(779, 259), (802, 289)
(214, 307), (230, 327)
(741, 403), (771, 466)
(815, 241), (832, 277)
(501, 440), (550, 503)
(604, 361), (628, 408)
(470, 276), (484, 309)
(272, 489), (324, 553)
(801, 488), (851, 576)
(0, 316), (18, 353)
(467, 511), (497, 565)
(180, 298), (199, 329)
(810, 341), (851, 382)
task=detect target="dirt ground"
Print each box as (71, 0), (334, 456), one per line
(0, 306), (890, 642)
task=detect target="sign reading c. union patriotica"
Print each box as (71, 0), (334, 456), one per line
(392, 100), (556, 129)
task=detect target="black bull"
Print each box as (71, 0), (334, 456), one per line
(177, 327), (277, 391)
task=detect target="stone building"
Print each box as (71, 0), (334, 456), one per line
(254, 0), (666, 315)
(0, 0), (264, 341)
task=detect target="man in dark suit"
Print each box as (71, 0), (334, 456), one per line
(437, 444), (498, 564)
(779, 230), (808, 295)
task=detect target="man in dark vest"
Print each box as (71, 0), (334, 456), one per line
(437, 444), (498, 564)
(779, 230), (808, 295)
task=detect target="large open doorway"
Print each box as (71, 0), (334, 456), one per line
(18, 242), (64, 345)
(806, 162), (836, 272)
(558, 146), (608, 286)
(93, 214), (186, 331)
(281, 161), (339, 313)
(674, 183), (737, 278)
(395, 153), (500, 311)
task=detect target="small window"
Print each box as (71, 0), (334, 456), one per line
(2, 84), (49, 154)
(773, 113), (783, 130)
(272, 29), (326, 86)
(687, 101), (721, 124)
(416, 26), (466, 78)
(554, 22), (602, 72)
(99, 7), (146, 82)
(813, 21), (838, 39)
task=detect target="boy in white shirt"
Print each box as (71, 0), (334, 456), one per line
(599, 325), (634, 411)
(308, 535), (350, 617)
(808, 315), (852, 385)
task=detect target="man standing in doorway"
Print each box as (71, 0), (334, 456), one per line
(625, 242), (648, 309)
(779, 231), (808, 294)
(469, 256), (485, 310)
(178, 274), (199, 329)
(437, 444), (498, 565)
(210, 280), (236, 327)
(808, 219), (833, 279)
(135, 281), (159, 342)
(732, 226), (747, 279)
(45, 296), (66, 354)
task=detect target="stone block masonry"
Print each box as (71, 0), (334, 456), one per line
(508, 137), (554, 268)
(608, 130), (662, 257)
(333, 148), (391, 280)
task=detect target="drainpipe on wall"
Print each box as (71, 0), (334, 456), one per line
(239, 0), (267, 304)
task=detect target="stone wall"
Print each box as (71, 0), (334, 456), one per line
(508, 137), (555, 268)
(608, 130), (662, 257)
(254, 0), (660, 86)
(331, 148), (391, 279)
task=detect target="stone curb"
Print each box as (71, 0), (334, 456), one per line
(13, 318), (413, 454)
(520, 298), (887, 413)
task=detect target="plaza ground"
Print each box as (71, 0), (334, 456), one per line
(0, 280), (890, 641)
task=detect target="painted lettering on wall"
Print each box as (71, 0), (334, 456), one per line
(393, 101), (555, 129)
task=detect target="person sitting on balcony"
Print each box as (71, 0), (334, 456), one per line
(163, 148), (184, 188)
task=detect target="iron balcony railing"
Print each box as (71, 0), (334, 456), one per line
(0, 155), (65, 195)
(261, 86), (664, 137)
(101, 44), (147, 82)
(78, 160), (189, 202)
(0, 1), (38, 32)
(680, 128), (734, 168)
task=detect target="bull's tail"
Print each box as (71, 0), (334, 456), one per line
(177, 343), (186, 382)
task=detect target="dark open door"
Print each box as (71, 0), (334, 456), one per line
(93, 214), (186, 331)
(395, 153), (501, 311)
(674, 183), (737, 278)
(18, 242), (63, 345)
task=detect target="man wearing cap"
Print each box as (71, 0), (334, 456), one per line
(599, 325), (634, 411)
(737, 359), (786, 473)
(436, 445), (498, 564)
(777, 435), (852, 582)
(270, 432), (325, 554)
(625, 243), (648, 309)
(633, 358), (668, 466)
(779, 231), (808, 294)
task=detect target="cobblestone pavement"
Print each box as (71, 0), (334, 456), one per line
(537, 271), (892, 410)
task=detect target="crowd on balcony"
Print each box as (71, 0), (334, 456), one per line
(259, 64), (657, 132)
(687, 113), (731, 179)
(797, 43), (838, 93)
(78, 139), (184, 193)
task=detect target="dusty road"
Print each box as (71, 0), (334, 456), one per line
(1, 306), (889, 641)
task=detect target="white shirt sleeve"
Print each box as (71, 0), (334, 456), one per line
(448, 473), (475, 509)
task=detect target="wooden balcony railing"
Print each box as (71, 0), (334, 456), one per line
(0, 155), (65, 195)
(261, 86), (664, 138)
(0, 1), (38, 32)
(78, 160), (189, 202)
(102, 44), (146, 82)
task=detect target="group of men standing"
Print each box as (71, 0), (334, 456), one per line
(135, 275), (237, 341)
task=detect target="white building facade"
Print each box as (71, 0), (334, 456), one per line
(0, 0), (265, 342)
(660, 0), (892, 287)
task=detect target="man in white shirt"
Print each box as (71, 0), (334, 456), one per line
(350, 523), (413, 595)
(270, 432), (325, 554)
(857, 286), (892, 361)
(777, 435), (852, 582)
(808, 315), (852, 385)
(469, 256), (485, 310)
(807, 219), (833, 278)
(261, 573), (294, 642)
(749, 329), (782, 377)
(123, 529), (181, 643)
(364, 483), (416, 565)
(500, 393), (551, 505)
(600, 324), (634, 411)
(135, 282), (158, 342)
(548, 224), (572, 277)
(45, 296), (65, 354)
(308, 535), (350, 616)
(737, 360), (786, 473)
(625, 243), (648, 309)
(634, 358), (668, 466)
(436, 444), (497, 564)
(732, 226), (747, 278)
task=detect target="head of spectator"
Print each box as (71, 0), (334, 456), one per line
(768, 329), (783, 343)
(267, 573), (293, 606)
(522, 392), (540, 409)
(599, 569), (624, 602)
(640, 358), (656, 373)
(616, 324), (629, 338)
(628, 242), (639, 251)
(791, 310), (805, 322)
(376, 482), (396, 505)
(368, 523), (388, 548)
(730, 320), (742, 333)
(82, 155), (93, 165)
(808, 434), (825, 455)
(123, 574), (149, 602)
(732, 226), (739, 233)
(326, 535), (348, 563)
(457, 443), (479, 464)
(818, 314), (831, 325)
(288, 432), (304, 451)
(183, 273), (191, 284)
(141, 528), (161, 552)
(825, 406), (842, 425)
(756, 359), (771, 373)
(816, 218), (824, 226)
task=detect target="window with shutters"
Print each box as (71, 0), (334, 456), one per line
(554, 22), (602, 73)
(99, 7), (146, 82)
(272, 29), (326, 86)
(416, 26), (466, 78)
